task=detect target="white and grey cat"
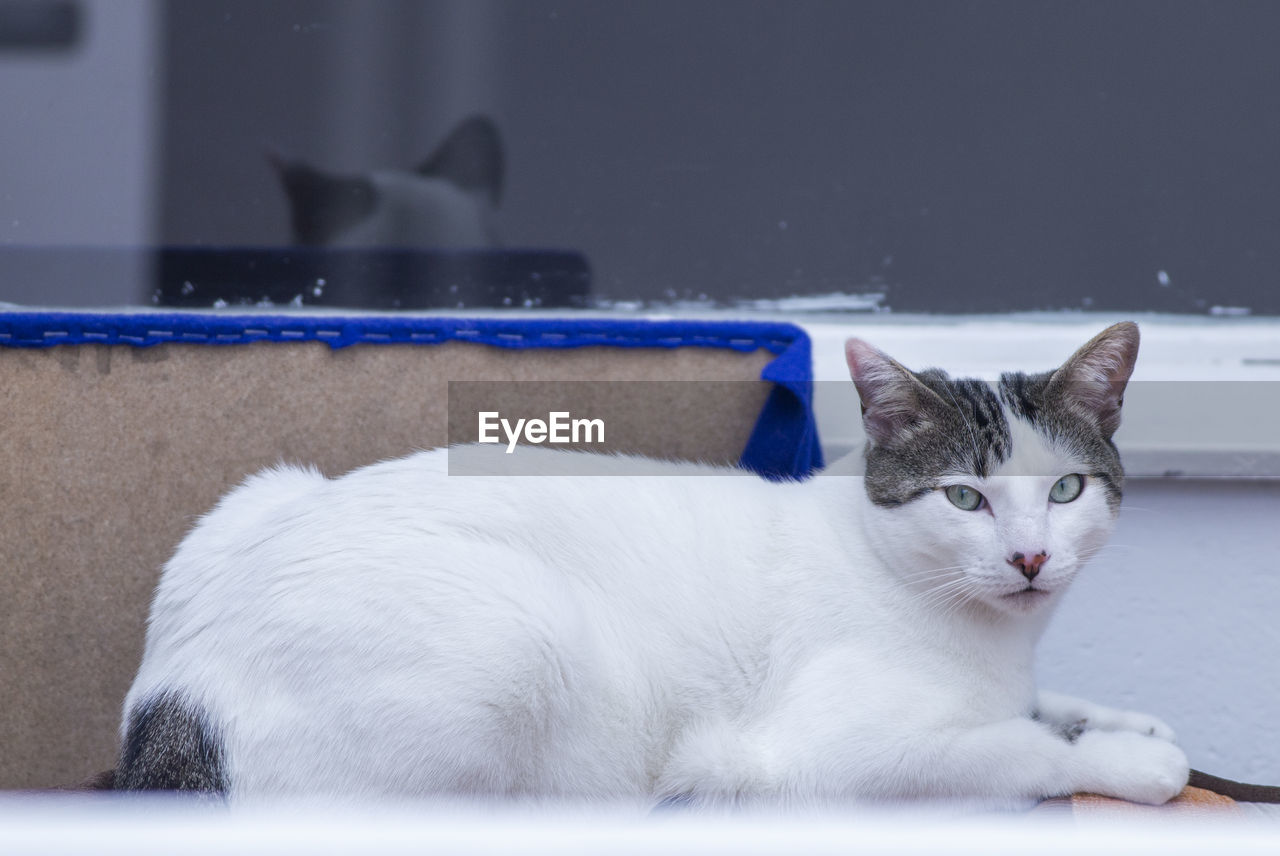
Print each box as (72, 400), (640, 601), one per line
(270, 115), (502, 248)
(115, 322), (1189, 807)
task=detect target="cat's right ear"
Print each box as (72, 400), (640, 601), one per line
(1046, 321), (1140, 439)
(417, 115), (504, 206)
(845, 339), (939, 445)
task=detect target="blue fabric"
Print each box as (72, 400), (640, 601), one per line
(0, 312), (823, 479)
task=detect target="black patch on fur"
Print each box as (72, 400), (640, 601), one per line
(652, 792), (695, 812)
(1031, 708), (1088, 744)
(79, 769), (117, 790)
(116, 692), (228, 796)
(864, 368), (1012, 507)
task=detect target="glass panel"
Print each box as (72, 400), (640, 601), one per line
(1, 0), (1278, 313)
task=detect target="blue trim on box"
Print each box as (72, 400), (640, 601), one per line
(0, 312), (823, 478)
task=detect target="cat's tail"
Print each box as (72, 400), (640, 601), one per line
(1187, 768), (1280, 803)
(111, 691), (228, 798)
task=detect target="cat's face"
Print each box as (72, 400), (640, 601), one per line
(848, 323), (1139, 616)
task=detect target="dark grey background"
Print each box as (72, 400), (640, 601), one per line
(7, 0), (1280, 312)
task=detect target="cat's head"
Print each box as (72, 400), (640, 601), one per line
(269, 115), (503, 247)
(846, 323), (1139, 616)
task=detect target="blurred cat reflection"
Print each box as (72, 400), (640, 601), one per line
(270, 115), (503, 248)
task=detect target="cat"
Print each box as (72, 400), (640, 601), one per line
(269, 114), (503, 248)
(113, 321), (1189, 808)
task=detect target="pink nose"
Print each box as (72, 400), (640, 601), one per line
(1008, 551), (1048, 581)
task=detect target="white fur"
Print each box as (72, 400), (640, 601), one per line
(123, 392), (1187, 808)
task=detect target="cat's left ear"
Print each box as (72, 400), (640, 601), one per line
(1048, 322), (1140, 438)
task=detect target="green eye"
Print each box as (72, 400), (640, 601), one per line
(945, 484), (984, 511)
(1050, 474), (1084, 503)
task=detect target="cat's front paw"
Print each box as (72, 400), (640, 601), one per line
(1073, 730), (1189, 805)
(1105, 710), (1177, 743)
(1035, 692), (1177, 743)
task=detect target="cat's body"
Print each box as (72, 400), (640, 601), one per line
(116, 323), (1190, 807)
(271, 115), (503, 248)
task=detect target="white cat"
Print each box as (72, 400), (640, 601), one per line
(115, 322), (1189, 808)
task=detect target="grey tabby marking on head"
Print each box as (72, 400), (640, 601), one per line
(848, 322), (1139, 510)
(270, 114), (503, 248)
(115, 692), (227, 797)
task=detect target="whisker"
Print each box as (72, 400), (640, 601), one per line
(911, 575), (972, 599)
(1083, 541), (1137, 551)
(900, 574), (968, 593)
(899, 564), (968, 581)
(1078, 544), (1137, 563)
(914, 577), (977, 613)
(915, 577), (971, 600)
(934, 584), (978, 621)
(912, 580), (967, 607)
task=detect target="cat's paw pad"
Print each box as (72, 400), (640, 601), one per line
(1076, 730), (1189, 805)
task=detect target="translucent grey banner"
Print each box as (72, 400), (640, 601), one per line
(446, 380), (772, 476)
(447, 380), (1280, 478)
(1103, 380), (1280, 479)
(815, 380), (1280, 480)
